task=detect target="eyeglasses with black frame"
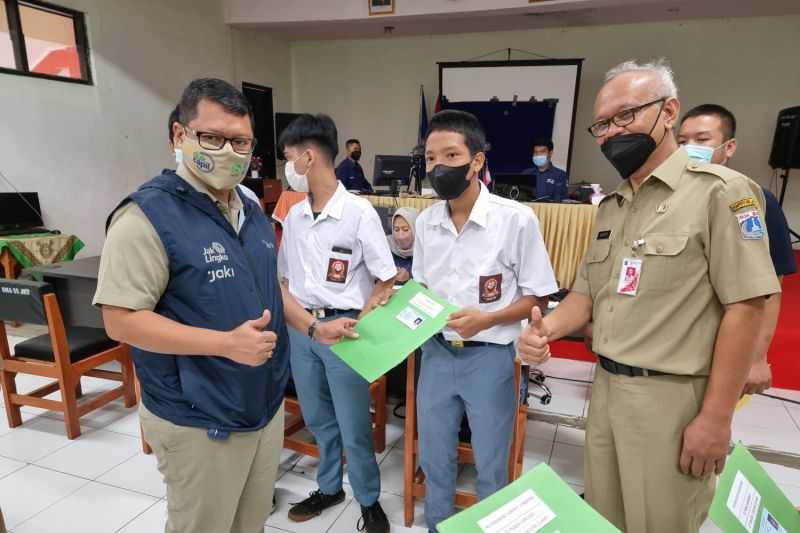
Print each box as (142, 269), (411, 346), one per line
(183, 126), (257, 154)
(587, 97), (667, 138)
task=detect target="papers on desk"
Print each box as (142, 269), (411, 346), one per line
(330, 280), (457, 383)
(710, 443), (800, 533)
(437, 464), (620, 533)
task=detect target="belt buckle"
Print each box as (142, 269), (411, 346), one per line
(450, 340), (464, 348)
(311, 309), (325, 319)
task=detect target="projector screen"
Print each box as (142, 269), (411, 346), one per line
(439, 59), (583, 173)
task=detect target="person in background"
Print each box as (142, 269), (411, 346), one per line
(678, 103), (797, 394)
(335, 138), (373, 193)
(521, 137), (568, 201)
(386, 207), (419, 284)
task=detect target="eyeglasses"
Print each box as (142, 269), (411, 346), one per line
(184, 126), (256, 154)
(587, 97), (666, 138)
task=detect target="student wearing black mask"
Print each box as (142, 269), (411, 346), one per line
(335, 138), (373, 192)
(413, 110), (557, 532)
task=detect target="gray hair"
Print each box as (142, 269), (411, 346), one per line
(604, 58), (678, 99)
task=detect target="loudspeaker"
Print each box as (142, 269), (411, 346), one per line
(769, 106), (800, 169)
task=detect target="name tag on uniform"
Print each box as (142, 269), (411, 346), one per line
(479, 274), (502, 303)
(617, 258), (642, 296)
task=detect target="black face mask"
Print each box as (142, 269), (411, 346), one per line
(351, 151), (362, 161)
(600, 102), (665, 179)
(429, 162), (472, 200)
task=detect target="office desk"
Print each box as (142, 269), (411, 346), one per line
(362, 196), (597, 289)
(24, 256), (102, 328)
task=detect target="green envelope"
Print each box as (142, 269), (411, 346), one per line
(438, 464), (620, 533)
(330, 280), (458, 383)
(710, 443), (800, 533)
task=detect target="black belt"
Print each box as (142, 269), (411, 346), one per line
(434, 333), (498, 349)
(305, 308), (354, 319)
(597, 355), (669, 377)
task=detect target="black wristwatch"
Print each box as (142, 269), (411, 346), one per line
(308, 319), (320, 339)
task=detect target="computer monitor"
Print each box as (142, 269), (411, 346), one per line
(493, 174), (538, 202)
(0, 192), (43, 231)
(373, 155), (412, 188)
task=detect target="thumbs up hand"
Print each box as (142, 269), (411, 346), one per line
(224, 310), (278, 367)
(517, 306), (551, 366)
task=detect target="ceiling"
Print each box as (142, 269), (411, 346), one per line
(225, 0), (800, 40)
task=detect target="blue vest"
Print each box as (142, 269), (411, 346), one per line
(116, 171), (289, 432)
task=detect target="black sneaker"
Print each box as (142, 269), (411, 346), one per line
(288, 489), (345, 522)
(357, 501), (390, 533)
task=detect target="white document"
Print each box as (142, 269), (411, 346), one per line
(477, 489), (556, 533)
(727, 471), (761, 533)
(409, 292), (444, 318)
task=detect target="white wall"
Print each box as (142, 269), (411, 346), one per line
(290, 15), (800, 227)
(0, 0), (291, 256)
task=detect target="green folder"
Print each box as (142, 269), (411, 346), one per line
(330, 280), (458, 383)
(438, 464), (621, 533)
(710, 443), (800, 533)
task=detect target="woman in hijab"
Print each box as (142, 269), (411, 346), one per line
(386, 207), (419, 284)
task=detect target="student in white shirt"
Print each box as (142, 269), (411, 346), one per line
(277, 114), (396, 533)
(413, 110), (558, 532)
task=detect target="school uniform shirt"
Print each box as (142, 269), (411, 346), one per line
(412, 183), (558, 344)
(278, 182), (397, 310)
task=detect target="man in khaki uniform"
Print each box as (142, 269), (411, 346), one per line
(517, 60), (780, 533)
(94, 78), (356, 533)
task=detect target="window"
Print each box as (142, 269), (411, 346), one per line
(0, 0), (91, 84)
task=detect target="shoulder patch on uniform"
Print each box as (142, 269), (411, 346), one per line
(729, 197), (756, 211)
(736, 209), (764, 240)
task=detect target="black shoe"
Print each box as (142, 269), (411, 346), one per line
(357, 501), (390, 533)
(288, 489), (345, 522)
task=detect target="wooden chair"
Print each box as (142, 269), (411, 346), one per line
(284, 375), (388, 457)
(261, 179), (283, 216)
(0, 279), (136, 439)
(403, 352), (527, 526)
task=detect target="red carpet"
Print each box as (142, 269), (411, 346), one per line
(552, 250), (800, 391)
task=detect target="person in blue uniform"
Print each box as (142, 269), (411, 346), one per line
(521, 137), (568, 201)
(335, 138), (373, 192)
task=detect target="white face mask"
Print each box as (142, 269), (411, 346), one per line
(285, 151), (310, 193)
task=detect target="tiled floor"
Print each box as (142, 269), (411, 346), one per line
(2, 350), (800, 531)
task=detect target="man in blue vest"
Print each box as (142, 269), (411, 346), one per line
(94, 78), (356, 533)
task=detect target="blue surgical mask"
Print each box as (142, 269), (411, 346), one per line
(533, 155), (548, 168)
(684, 142), (728, 164)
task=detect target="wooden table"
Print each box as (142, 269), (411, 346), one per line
(362, 195), (597, 289)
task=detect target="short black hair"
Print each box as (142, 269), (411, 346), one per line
(346, 139), (360, 148)
(532, 137), (554, 151)
(168, 104), (180, 143)
(426, 110), (487, 156)
(681, 104), (737, 141)
(177, 78), (254, 131)
(278, 113), (339, 164)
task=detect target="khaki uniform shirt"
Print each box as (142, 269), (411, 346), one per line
(92, 165), (244, 311)
(572, 148), (780, 375)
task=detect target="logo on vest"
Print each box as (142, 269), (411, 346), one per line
(203, 242), (229, 264)
(203, 242), (235, 283)
(193, 151), (215, 173)
(262, 240), (275, 250)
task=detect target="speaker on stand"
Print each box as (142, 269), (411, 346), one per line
(769, 106), (800, 243)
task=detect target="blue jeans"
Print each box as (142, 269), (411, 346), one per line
(288, 313), (380, 506)
(418, 336), (517, 532)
